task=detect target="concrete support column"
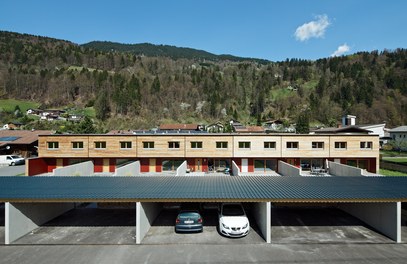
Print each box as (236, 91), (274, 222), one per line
(136, 202), (161, 244)
(252, 202), (271, 243)
(5, 202), (75, 244)
(338, 202), (401, 243)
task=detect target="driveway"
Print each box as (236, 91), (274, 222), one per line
(0, 164), (25, 176)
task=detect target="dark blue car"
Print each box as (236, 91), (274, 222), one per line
(175, 211), (203, 233)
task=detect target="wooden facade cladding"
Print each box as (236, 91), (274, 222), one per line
(282, 136), (330, 158)
(39, 136), (90, 158)
(136, 136), (185, 158)
(88, 136), (137, 158)
(328, 135), (379, 158)
(233, 135), (282, 158)
(38, 134), (380, 160)
(185, 135), (233, 158)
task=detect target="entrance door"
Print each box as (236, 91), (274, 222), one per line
(195, 159), (202, 172)
(103, 158), (110, 173)
(241, 159), (248, 172)
(149, 158), (156, 172)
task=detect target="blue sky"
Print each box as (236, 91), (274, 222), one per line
(1, 0), (407, 61)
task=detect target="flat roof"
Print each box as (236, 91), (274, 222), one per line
(1, 176), (407, 203)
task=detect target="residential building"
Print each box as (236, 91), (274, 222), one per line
(30, 131), (380, 175)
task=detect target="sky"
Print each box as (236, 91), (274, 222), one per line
(1, 0), (407, 61)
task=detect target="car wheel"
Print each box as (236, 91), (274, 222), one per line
(11, 162), (15, 166)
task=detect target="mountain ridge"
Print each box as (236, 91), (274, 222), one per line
(81, 40), (270, 64)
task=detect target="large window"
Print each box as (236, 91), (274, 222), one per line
(94, 141), (106, 149)
(264, 141), (276, 149)
(312, 142), (324, 149)
(120, 141), (132, 149)
(47, 142), (59, 149)
(168, 141), (180, 149)
(360, 141), (372, 149)
(335, 142), (347, 149)
(191, 141), (203, 149)
(143, 141), (154, 149)
(72, 141), (84, 149)
(254, 159), (277, 171)
(162, 160), (184, 171)
(238, 141), (251, 149)
(286, 141), (298, 149)
(216, 141), (228, 149)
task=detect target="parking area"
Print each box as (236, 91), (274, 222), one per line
(142, 203), (265, 245)
(271, 205), (394, 244)
(13, 203), (137, 245)
(2, 202), (407, 245)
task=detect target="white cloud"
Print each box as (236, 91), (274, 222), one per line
(331, 44), (350, 57)
(294, 15), (330, 42)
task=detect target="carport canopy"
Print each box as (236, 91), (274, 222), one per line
(1, 176), (407, 203)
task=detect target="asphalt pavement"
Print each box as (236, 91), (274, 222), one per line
(0, 164), (25, 176)
(1, 243), (407, 264)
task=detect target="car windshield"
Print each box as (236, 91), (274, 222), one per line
(178, 212), (200, 219)
(11, 155), (21, 159)
(222, 204), (245, 216)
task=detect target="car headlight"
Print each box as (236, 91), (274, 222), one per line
(243, 222), (248, 229)
(222, 223), (230, 229)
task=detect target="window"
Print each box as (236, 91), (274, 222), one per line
(264, 141), (276, 149)
(360, 141), (372, 149)
(286, 142), (298, 149)
(216, 141), (228, 149)
(335, 142), (347, 149)
(47, 142), (59, 149)
(312, 142), (324, 149)
(191, 141), (203, 148)
(72, 141), (84, 149)
(94, 141), (106, 149)
(120, 141), (132, 149)
(238, 141), (251, 149)
(168, 141), (180, 149)
(143, 141), (154, 149)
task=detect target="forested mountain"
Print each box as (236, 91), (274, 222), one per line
(0, 30), (407, 130)
(82, 41), (270, 64)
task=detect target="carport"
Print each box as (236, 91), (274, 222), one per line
(0, 176), (407, 245)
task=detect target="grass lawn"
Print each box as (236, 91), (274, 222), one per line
(381, 157), (407, 163)
(0, 99), (40, 112)
(380, 150), (407, 157)
(379, 169), (407, 176)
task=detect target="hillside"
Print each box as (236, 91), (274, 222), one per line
(81, 41), (270, 64)
(0, 30), (407, 130)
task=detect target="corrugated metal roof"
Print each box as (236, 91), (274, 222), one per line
(1, 176), (407, 202)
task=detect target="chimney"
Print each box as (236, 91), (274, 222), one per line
(342, 115), (356, 126)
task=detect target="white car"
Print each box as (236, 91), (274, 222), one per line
(218, 203), (250, 237)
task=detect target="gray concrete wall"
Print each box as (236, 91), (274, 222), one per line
(252, 202), (271, 243)
(232, 160), (240, 176)
(53, 161), (93, 176)
(5, 202), (74, 244)
(338, 202), (401, 243)
(278, 161), (301, 177)
(113, 161), (140, 176)
(328, 161), (364, 176)
(136, 202), (161, 244)
(175, 160), (187, 176)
